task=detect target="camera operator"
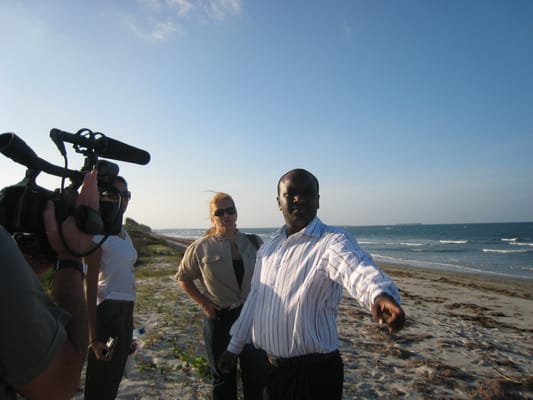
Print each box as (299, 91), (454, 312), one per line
(0, 169), (99, 399)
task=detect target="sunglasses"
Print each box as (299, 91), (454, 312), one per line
(214, 206), (237, 217)
(100, 191), (131, 202)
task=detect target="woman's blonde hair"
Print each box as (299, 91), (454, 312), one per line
(204, 192), (235, 237)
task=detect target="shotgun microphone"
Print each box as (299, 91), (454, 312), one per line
(94, 136), (151, 165)
(49, 128), (151, 165)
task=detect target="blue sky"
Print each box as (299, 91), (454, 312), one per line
(1, 0), (532, 229)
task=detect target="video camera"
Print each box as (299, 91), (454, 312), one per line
(0, 128), (150, 262)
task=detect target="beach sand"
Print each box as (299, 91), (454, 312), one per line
(75, 234), (533, 399)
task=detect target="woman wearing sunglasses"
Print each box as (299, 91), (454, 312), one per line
(84, 176), (138, 399)
(176, 192), (269, 400)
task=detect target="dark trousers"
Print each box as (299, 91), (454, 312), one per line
(263, 351), (344, 400)
(204, 306), (270, 400)
(84, 300), (134, 400)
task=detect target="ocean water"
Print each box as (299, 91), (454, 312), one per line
(157, 222), (533, 280)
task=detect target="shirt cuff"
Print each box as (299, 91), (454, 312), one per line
(226, 337), (246, 355)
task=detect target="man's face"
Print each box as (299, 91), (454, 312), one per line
(277, 171), (319, 233)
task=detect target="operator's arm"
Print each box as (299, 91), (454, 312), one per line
(16, 170), (98, 399)
(85, 246), (109, 360)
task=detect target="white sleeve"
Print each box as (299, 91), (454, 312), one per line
(326, 233), (400, 311)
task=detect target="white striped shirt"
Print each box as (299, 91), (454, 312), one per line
(228, 217), (400, 358)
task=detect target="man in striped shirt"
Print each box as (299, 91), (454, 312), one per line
(219, 168), (405, 400)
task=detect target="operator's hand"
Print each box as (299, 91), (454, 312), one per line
(218, 350), (238, 375)
(372, 293), (405, 333)
(43, 169), (99, 259)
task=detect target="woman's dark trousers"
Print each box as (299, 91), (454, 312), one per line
(203, 306), (269, 400)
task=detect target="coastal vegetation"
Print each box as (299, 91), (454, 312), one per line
(126, 219), (212, 386)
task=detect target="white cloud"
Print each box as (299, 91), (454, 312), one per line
(167, 0), (195, 17)
(121, 14), (183, 42)
(204, 0), (241, 21)
(151, 20), (184, 41)
(124, 0), (241, 42)
(121, 15), (148, 40)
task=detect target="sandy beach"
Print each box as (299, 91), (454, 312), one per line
(75, 233), (533, 399)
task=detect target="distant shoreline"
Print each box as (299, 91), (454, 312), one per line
(152, 233), (533, 299)
(154, 221), (533, 231)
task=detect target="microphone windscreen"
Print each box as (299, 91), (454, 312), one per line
(94, 137), (150, 165)
(0, 133), (42, 170)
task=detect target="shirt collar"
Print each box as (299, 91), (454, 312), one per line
(214, 229), (240, 241)
(275, 216), (323, 239)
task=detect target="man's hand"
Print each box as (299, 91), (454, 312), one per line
(43, 169), (99, 258)
(218, 350), (238, 375)
(372, 293), (405, 333)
